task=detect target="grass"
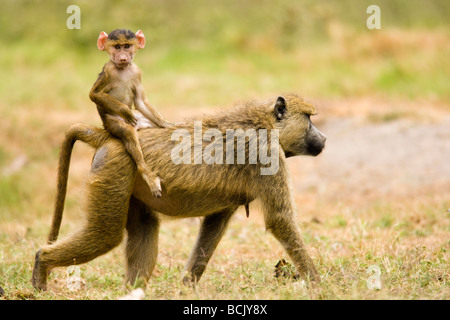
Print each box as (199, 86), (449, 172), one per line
(1, 0), (449, 300)
(1, 194), (448, 300)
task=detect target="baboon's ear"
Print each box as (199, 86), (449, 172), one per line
(274, 96), (287, 120)
(97, 31), (108, 51)
(135, 30), (146, 49)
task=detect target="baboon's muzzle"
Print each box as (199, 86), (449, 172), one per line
(306, 124), (327, 156)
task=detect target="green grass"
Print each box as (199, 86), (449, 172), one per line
(1, 198), (448, 300)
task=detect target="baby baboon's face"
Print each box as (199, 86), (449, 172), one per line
(275, 96), (326, 158)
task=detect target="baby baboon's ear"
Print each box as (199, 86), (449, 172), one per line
(274, 96), (287, 120)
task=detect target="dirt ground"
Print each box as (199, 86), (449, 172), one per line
(287, 99), (450, 207)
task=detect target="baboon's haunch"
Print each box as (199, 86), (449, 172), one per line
(90, 29), (169, 199)
(32, 95), (326, 291)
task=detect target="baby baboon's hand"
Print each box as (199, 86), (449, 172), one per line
(125, 113), (137, 127)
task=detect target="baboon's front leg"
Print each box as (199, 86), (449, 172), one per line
(182, 206), (237, 286)
(125, 196), (160, 286)
(262, 191), (320, 282)
(266, 216), (319, 281)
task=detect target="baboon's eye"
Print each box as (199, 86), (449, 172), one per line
(114, 44), (121, 50)
(124, 44), (130, 49)
(306, 115), (312, 128)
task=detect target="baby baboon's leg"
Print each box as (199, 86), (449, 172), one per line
(262, 191), (320, 282)
(104, 115), (161, 197)
(182, 206), (238, 286)
(125, 196), (160, 286)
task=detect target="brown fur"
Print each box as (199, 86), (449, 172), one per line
(32, 95), (326, 290)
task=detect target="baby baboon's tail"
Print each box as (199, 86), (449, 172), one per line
(47, 123), (110, 244)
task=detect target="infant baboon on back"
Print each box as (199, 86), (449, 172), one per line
(90, 29), (169, 198)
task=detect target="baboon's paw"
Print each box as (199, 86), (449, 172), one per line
(142, 173), (162, 198)
(150, 176), (162, 198)
(31, 249), (48, 291)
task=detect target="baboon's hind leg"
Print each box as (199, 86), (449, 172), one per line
(182, 206), (237, 286)
(32, 218), (126, 290)
(32, 142), (136, 291)
(125, 196), (160, 286)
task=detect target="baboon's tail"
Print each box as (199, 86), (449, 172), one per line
(47, 123), (110, 244)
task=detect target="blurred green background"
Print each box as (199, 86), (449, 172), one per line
(0, 0), (449, 219)
(0, 0), (449, 110)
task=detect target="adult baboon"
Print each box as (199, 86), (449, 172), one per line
(32, 95), (326, 291)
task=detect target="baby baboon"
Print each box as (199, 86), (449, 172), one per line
(90, 29), (169, 198)
(32, 95), (326, 291)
